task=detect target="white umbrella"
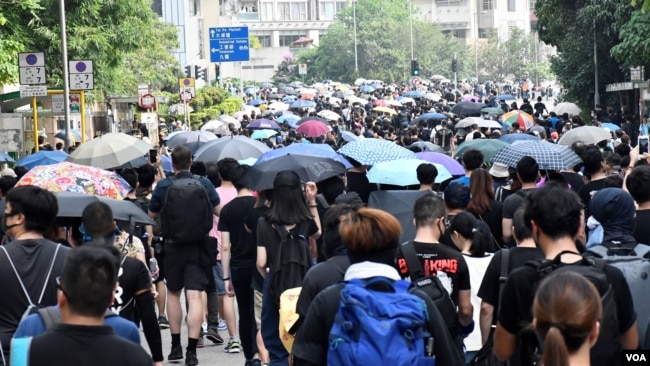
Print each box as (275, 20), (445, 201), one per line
(398, 97), (415, 105)
(476, 120), (502, 129)
(66, 133), (151, 169)
(328, 97), (342, 106)
(455, 117), (485, 129)
(553, 102), (581, 116)
(268, 102), (289, 111)
(317, 110), (341, 121)
(200, 120), (227, 132)
(557, 126), (612, 146)
(217, 115), (241, 129)
(386, 100), (403, 107)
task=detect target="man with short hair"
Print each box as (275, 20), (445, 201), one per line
(625, 165), (650, 244)
(450, 149), (484, 187)
(149, 146), (220, 365)
(435, 120), (453, 151)
(11, 245), (153, 365)
(494, 184), (638, 366)
(501, 156), (539, 244)
(0, 186), (69, 363)
(416, 163), (438, 191)
(579, 146), (608, 214)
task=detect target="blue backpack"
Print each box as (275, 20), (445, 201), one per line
(327, 278), (436, 366)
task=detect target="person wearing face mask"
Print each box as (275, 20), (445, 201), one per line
(0, 186), (70, 364)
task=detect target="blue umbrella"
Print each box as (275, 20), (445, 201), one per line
(161, 155), (172, 172)
(370, 83), (383, 89)
(248, 118), (280, 130)
(0, 151), (15, 163)
(367, 159), (452, 186)
(244, 87), (257, 95)
(601, 123), (621, 131)
(290, 100), (316, 109)
(17, 150), (67, 169)
(495, 94), (515, 101)
(492, 140), (582, 170)
(247, 99), (264, 106)
(338, 139), (416, 165)
(256, 143), (352, 169)
(403, 90), (425, 98)
(416, 113), (448, 121)
(277, 114), (299, 124)
(282, 95), (297, 102)
(55, 129), (84, 142)
(251, 129), (278, 140)
(499, 133), (539, 144)
(360, 85), (375, 93)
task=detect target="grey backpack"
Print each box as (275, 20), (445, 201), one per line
(586, 243), (650, 348)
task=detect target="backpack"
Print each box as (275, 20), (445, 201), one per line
(401, 241), (460, 338)
(327, 278), (436, 366)
(161, 174), (213, 243)
(586, 243), (650, 348)
(523, 251), (621, 366)
(37, 307), (118, 330)
(267, 221), (312, 306)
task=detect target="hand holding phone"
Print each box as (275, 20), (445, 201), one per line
(639, 136), (648, 154)
(149, 148), (158, 164)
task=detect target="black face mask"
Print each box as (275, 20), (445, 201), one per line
(1, 212), (19, 235)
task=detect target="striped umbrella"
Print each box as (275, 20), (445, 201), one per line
(501, 111), (534, 130)
(491, 140), (582, 170)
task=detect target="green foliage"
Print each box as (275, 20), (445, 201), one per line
(278, 0), (467, 83)
(611, 10), (650, 67)
(0, 0), (42, 83)
(249, 35), (262, 49)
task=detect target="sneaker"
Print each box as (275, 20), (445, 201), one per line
(245, 359), (262, 366)
(168, 344), (183, 361)
(218, 319), (227, 330)
(224, 339), (241, 353)
(197, 335), (204, 348)
(185, 349), (199, 366)
(158, 316), (170, 329)
(206, 328), (224, 345)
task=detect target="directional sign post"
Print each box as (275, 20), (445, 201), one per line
(209, 27), (250, 63)
(69, 60), (94, 90)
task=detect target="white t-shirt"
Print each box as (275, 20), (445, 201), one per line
(462, 253), (493, 352)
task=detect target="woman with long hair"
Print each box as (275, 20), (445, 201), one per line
(448, 212), (493, 363)
(467, 168), (503, 249)
(256, 170), (321, 366)
(533, 271), (602, 366)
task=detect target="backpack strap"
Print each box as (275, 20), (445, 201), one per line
(498, 248), (509, 306)
(10, 337), (32, 366)
(400, 241), (426, 280)
(37, 307), (61, 330)
(0, 246), (34, 307)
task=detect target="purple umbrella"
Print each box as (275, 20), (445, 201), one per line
(248, 118), (280, 130)
(415, 152), (465, 175)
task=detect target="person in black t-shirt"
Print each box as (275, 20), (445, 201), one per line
(533, 96), (548, 118)
(502, 156), (539, 245)
(519, 98), (533, 115)
(625, 164), (650, 244)
(578, 147), (607, 218)
(15, 245), (152, 366)
(494, 184), (637, 366)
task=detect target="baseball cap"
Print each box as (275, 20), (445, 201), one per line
(273, 170), (301, 189)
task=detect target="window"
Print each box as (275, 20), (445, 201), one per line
(279, 30), (306, 47)
(261, 2), (273, 21)
(319, 1), (346, 20)
(189, 0), (201, 16)
(253, 31), (272, 47)
(436, 0), (462, 6)
(508, 0), (515, 12)
(478, 28), (489, 38)
(277, 1), (307, 20)
(529, 0), (536, 9)
(482, 0), (494, 10)
(442, 29), (466, 38)
(152, 0), (163, 16)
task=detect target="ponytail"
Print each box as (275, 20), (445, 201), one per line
(468, 226), (487, 257)
(542, 326), (570, 366)
(448, 212), (487, 257)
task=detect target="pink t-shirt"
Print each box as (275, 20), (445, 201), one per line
(210, 186), (237, 260)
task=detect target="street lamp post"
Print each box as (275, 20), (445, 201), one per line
(409, 0), (414, 61)
(353, 0), (358, 75)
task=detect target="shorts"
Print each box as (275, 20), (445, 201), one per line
(212, 261), (226, 296)
(153, 252), (165, 284)
(254, 289), (262, 329)
(164, 242), (209, 292)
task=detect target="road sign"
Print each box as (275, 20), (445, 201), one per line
(68, 60), (94, 90)
(19, 85), (47, 97)
(18, 52), (45, 67)
(19, 67), (46, 85)
(180, 86), (196, 98)
(209, 27), (250, 63)
(139, 94), (156, 109)
(299, 64), (307, 75)
(52, 94), (64, 113)
(180, 90), (193, 102)
(179, 78), (195, 87)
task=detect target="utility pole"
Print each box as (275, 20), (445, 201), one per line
(353, 0), (358, 75)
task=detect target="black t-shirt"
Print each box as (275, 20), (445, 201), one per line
(579, 178), (607, 216)
(292, 278), (464, 366)
(245, 206), (269, 292)
(477, 247), (544, 315)
(218, 196), (257, 267)
(560, 171), (585, 193)
(395, 241), (471, 305)
(256, 217), (318, 271)
(346, 171), (377, 204)
(436, 128), (453, 150)
(110, 257), (151, 321)
(634, 209), (650, 245)
(28, 324), (153, 366)
(502, 189), (534, 219)
(0, 239), (69, 358)
(520, 103), (533, 115)
(470, 200), (504, 249)
(498, 259), (636, 366)
(296, 255), (350, 321)
(533, 102), (546, 115)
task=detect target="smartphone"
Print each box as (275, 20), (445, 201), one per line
(640, 136), (649, 154)
(149, 148), (158, 164)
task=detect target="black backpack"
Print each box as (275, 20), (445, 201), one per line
(523, 251), (621, 366)
(267, 220), (312, 306)
(400, 241), (461, 338)
(161, 174), (213, 243)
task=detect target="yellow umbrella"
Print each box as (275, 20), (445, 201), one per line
(336, 84), (349, 91)
(373, 106), (397, 115)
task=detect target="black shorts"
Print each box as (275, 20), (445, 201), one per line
(163, 242), (209, 292)
(154, 251), (165, 284)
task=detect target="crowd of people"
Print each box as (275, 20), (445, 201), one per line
(1, 77), (650, 366)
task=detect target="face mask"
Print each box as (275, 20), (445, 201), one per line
(1, 213), (19, 235)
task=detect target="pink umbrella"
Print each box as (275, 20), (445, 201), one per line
(296, 120), (331, 137)
(462, 94), (480, 103)
(373, 99), (389, 107)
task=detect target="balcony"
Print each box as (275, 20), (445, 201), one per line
(237, 12), (259, 21)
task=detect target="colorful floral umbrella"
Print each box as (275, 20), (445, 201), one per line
(15, 162), (130, 199)
(501, 111), (534, 130)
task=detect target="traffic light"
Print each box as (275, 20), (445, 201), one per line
(184, 65), (191, 78)
(215, 64), (221, 81)
(202, 68), (208, 82)
(195, 65), (203, 80)
(411, 59), (419, 76)
(451, 59), (458, 73)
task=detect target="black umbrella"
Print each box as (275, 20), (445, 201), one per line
(332, 91), (345, 99)
(296, 116), (329, 125)
(242, 155), (347, 191)
(268, 93), (282, 100)
(108, 156), (149, 170)
(55, 192), (155, 226)
(450, 102), (482, 116)
(368, 190), (430, 244)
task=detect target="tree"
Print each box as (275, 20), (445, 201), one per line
(0, 0), (42, 84)
(283, 0), (467, 83)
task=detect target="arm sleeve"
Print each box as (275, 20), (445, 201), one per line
(201, 178), (220, 207)
(395, 247), (409, 279)
(458, 256), (471, 291)
(477, 252), (501, 305)
(135, 291), (164, 362)
(497, 271), (533, 335)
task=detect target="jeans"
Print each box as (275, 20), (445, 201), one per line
(261, 275), (289, 366)
(232, 265), (258, 360)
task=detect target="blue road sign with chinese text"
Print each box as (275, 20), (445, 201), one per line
(209, 27), (250, 63)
